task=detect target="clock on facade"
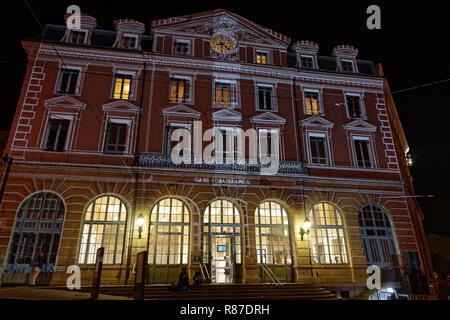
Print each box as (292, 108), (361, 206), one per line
(210, 34), (235, 54)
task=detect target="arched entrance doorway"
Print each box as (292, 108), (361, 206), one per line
(147, 197), (190, 284)
(255, 200), (293, 282)
(203, 199), (242, 284)
(359, 204), (400, 282)
(6, 192), (65, 284)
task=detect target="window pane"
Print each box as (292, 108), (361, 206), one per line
(149, 198), (190, 265)
(78, 196), (127, 265)
(114, 78), (123, 99)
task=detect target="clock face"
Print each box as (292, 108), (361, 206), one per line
(210, 34), (235, 54)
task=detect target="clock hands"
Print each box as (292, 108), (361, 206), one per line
(218, 42), (231, 50)
(218, 42), (230, 50)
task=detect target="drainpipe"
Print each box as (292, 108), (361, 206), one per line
(125, 61), (147, 284)
(291, 78), (303, 162)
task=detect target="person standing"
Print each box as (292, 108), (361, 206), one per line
(224, 260), (231, 283)
(177, 267), (190, 291)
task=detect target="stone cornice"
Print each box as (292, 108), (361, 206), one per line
(37, 43), (384, 89)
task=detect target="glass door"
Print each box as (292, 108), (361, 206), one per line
(211, 235), (233, 284)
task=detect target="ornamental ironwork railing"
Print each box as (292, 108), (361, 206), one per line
(136, 153), (308, 175)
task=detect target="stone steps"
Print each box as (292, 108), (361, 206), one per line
(79, 283), (339, 300)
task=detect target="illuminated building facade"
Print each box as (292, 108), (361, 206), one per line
(0, 9), (435, 296)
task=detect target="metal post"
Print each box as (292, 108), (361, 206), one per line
(90, 247), (104, 300)
(134, 251), (148, 300)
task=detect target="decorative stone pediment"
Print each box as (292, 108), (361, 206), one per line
(251, 112), (286, 125)
(151, 9), (290, 48)
(343, 119), (377, 132)
(212, 108), (242, 122)
(44, 95), (86, 109)
(162, 104), (201, 118)
(102, 100), (140, 113)
(300, 116), (334, 128)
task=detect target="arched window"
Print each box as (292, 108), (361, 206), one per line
(203, 199), (242, 264)
(309, 202), (348, 264)
(9, 192), (65, 267)
(359, 204), (398, 268)
(255, 201), (292, 264)
(78, 195), (127, 265)
(148, 198), (190, 265)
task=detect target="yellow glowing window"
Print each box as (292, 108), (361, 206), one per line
(78, 195), (127, 265)
(308, 202), (348, 264)
(256, 52), (268, 64)
(215, 83), (230, 107)
(169, 79), (186, 103)
(148, 198), (190, 265)
(255, 201), (292, 265)
(304, 91), (319, 115)
(113, 75), (132, 99)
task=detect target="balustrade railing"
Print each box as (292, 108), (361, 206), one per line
(136, 153), (308, 175)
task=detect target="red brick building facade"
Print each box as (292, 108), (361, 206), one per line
(0, 9), (435, 296)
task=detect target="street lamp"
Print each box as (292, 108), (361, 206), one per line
(136, 215), (145, 239)
(299, 216), (312, 241)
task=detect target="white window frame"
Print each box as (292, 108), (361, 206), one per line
(351, 135), (375, 168)
(111, 70), (139, 101)
(173, 39), (192, 56)
(41, 113), (75, 152)
(168, 75), (194, 105)
(101, 117), (133, 155)
(302, 88), (323, 115)
(165, 122), (192, 155)
(299, 54), (316, 69)
(69, 29), (88, 44)
(344, 92), (366, 120)
(255, 50), (270, 65)
(212, 78), (239, 109)
(54, 65), (84, 96)
(256, 84), (277, 112)
(258, 128), (281, 160)
(339, 59), (358, 73)
(120, 33), (139, 49)
(306, 132), (329, 166)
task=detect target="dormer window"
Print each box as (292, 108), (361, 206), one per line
(300, 56), (314, 68)
(256, 51), (268, 64)
(69, 30), (87, 44)
(174, 40), (190, 56)
(340, 60), (354, 72)
(121, 35), (138, 49)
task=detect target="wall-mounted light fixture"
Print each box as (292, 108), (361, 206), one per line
(299, 216), (312, 241)
(405, 152), (413, 166)
(136, 215), (145, 239)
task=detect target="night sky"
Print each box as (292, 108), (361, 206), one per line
(4, 1), (450, 235)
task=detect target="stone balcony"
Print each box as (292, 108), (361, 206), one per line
(136, 153), (308, 176)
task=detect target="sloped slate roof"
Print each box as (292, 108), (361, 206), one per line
(40, 24), (378, 76)
(41, 24), (153, 52)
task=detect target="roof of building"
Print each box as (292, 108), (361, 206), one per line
(39, 23), (379, 77)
